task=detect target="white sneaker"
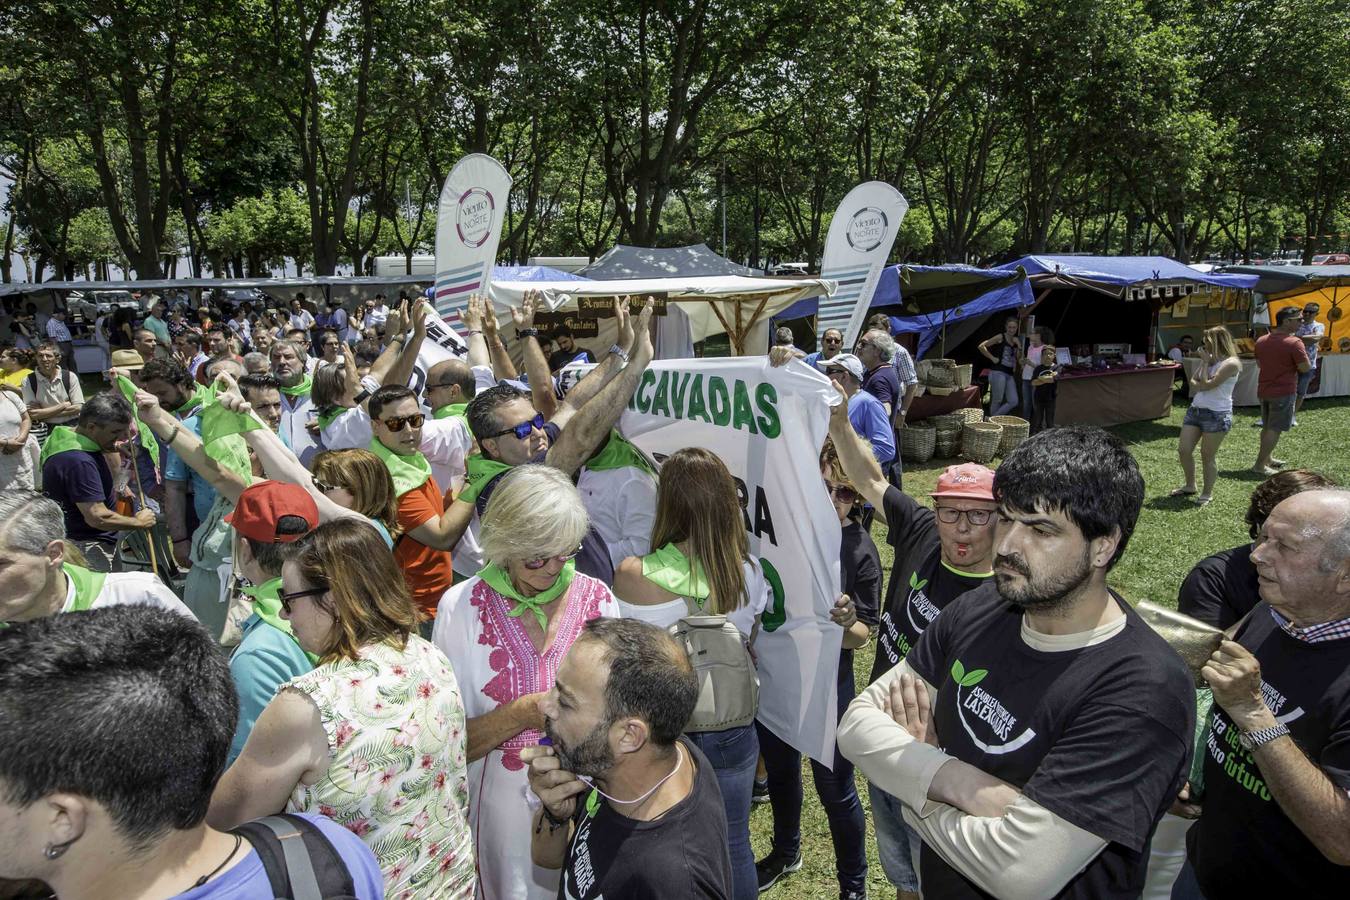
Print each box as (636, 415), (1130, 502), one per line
(1291, 419), (1299, 427)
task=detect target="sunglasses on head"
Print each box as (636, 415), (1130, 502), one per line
(278, 585), (327, 615)
(825, 482), (859, 504)
(381, 413), (425, 432)
(523, 547), (582, 570)
(934, 507), (994, 526)
(487, 413), (546, 441)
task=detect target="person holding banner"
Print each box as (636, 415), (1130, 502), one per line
(611, 447), (771, 900)
(822, 354), (895, 478)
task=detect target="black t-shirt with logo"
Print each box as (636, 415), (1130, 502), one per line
(869, 486), (992, 686)
(1187, 611), (1350, 895)
(1176, 542), (1260, 630)
(841, 519), (882, 672)
(907, 582), (1195, 899)
(559, 737), (731, 899)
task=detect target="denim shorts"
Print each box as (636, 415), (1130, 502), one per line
(1182, 405), (1233, 434)
(1261, 394), (1296, 432)
(868, 783), (921, 891)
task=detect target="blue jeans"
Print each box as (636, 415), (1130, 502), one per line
(688, 724), (759, 900)
(757, 661), (867, 893)
(869, 782), (921, 891)
(1021, 377), (1035, 420)
(988, 370), (1019, 416)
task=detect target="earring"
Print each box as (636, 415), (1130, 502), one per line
(43, 840), (71, 860)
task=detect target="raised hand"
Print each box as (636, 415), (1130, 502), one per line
(483, 298), (501, 335)
(463, 294), (485, 332)
(512, 290), (538, 331)
(614, 296), (634, 350)
(632, 298), (655, 361)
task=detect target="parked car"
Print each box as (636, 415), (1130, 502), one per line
(1312, 253), (1350, 265)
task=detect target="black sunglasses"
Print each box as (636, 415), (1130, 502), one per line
(487, 413), (546, 441)
(825, 482), (859, 505)
(278, 585), (327, 615)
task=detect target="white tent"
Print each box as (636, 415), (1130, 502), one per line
(488, 274), (835, 355)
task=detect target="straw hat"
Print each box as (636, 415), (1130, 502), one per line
(110, 349), (146, 370)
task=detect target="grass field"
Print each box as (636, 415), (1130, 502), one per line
(750, 395), (1350, 899)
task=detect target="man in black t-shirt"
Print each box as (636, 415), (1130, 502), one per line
(820, 389), (996, 895)
(838, 426), (1195, 900)
(1178, 468), (1336, 629)
(526, 618), (732, 899)
(1185, 490), (1350, 896)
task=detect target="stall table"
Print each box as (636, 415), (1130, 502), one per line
(1180, 355), (1350, 406)
(1053, 364), (1179, 427)
(909, 385), (982, 421)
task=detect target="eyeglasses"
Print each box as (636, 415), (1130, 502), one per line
(825, 482), (859, 504)
(486, 413), (546, 441)
(313, 478), (340, 493)
(381, 413), (425, 432)
(278, 585), (328, 614)
(823, 337), (843, 345)
(934, 507), (994, 526)
(523, 547), (582, 570)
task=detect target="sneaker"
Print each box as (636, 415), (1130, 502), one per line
(1252, 419), (1264, 427)
(1291, 419), (1299, 427)
(840, 892), (868, 900)
(756, 851), (802, 892)
(752, 778), (770, 805)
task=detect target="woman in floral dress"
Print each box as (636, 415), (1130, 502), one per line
(209, 517), (474, 899)
(433, 465), (620, 900)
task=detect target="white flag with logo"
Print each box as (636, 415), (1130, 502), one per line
(613, 357), (844, 764)
(818, 182), (909, 348)
(406, 303), (469, 397)
(433, 154), (512, 332)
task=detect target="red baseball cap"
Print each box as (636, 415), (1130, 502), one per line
(930, 463), (996, 502)
(225, 481), (319, 543)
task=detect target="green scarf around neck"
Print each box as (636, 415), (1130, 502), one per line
(368, 438), (432, 498)
(641, 543), (709, 605)
(460, 454), (512, 503)
(433, 402), (469, 421)
(39, 427), (102, 468)
(175, 384), (210, 416)
(586, 430), (656, 474)
(316, 406), (344, 429)
(242, 577), (319, 665)
(278, 373), (313, 397)
(479, 560), (576, 630)
(62, 563), (108, 612)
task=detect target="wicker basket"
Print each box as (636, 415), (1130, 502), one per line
(930, 412), (965, 431)
(934, 434), (961, 458)
(962, 421), (1003, 464)
(900, 423), (937, 463)
(956, 407), (986, 426)
(988, 415), (1030, 455)
(926, 365), (955, 388)
(954, 364), (973, 388)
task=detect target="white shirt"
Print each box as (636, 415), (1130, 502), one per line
(22, 368), (84, 424)
(278, 391), (318, 468)
(319, 406), (372, 451)
(289, 310), (315, 332)
(65, 570), (195, 619)
(227, 317), (251, 344)
(617, 557), (770, 639)
(578, 465), (658, 568)
(367, 304), (390, 328)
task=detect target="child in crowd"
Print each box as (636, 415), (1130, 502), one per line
(1031, 345), (1059, 432)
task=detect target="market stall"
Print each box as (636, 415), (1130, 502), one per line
(1054, 363), (1181, 425)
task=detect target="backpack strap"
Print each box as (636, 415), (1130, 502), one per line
(233, 813), (357, 900)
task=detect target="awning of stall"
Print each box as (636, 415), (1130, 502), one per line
(1219, 264), (1350, 300)
(881, 267), (1034, 358)
(996, 255), (1259, 298)
(576, 243), (756, 280)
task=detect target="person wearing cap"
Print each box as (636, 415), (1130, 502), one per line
(223, 480), (319, 765)
(805, 367), (996, 898)
(1253, 306), (1310, 475)
(0, 489), (188, 624)
(822, 353), (895, 478)
(1293, 301), (1324, 417)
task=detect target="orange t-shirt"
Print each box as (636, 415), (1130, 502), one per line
(394, 478), (455, 618)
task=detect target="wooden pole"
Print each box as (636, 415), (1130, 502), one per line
(129, 453), (159, 577)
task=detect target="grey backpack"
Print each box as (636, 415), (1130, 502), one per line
(669, 596), (759, 733)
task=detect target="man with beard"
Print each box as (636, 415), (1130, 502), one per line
(269, 339), (319, 466)
(524, 617), (733, 899)
(838, 426), (1194, 900)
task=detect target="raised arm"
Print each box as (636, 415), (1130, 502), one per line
(462, 294), (493, 373)
(545, 300), (654, 478)
(482, 300), (518, 382)
(133, 390), (250, 504)
(511, 290), (560, 420)
(548, 297), (637, 431)
(825, 378), (890, 516)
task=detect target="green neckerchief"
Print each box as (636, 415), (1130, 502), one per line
(316, 406), (344, 429)
(432, 402), (469, 421)
(242, 577), (319, 665)
(114, 376), (160, 469)
(368, 438), (432, 498)
(939, 560), (995, 579)
(641, 543), (709, 605)
(278, 373), (313, 397)
(479, 560), (576, 630)
(460, 454), (512, 503)
(585, 429), (656, 475)
(39, 427), (102, 468)
(175, 384), (210, 416)
(62, 563), (108, 612)
(189, 383), (258, 481)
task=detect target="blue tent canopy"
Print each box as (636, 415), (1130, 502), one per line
(995, 255), (1258, 294)
(887, 278), (1033, 359)
(492, 265), (587, 282)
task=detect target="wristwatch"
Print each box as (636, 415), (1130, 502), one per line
(609, 343), (629, 364)
(1238, 723), (1290, 751)
(516, 328), (539, 339)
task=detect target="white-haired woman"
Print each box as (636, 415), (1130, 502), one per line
(432, 464), (620, 900)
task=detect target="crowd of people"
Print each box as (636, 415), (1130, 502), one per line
(0, 289), (1348, 900)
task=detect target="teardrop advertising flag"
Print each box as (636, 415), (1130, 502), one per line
(817, 182), (909, 348)
(433, 154), (513, 333)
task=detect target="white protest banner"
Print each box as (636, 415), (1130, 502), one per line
(616, 357), (844, 764)
(433, 153), (512, 332)
(406, 302), (469, 397)
(818, 182), (909, 348)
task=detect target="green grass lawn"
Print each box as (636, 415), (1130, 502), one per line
(750, 395), (1350, 899)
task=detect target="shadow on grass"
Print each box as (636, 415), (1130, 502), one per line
(1110, 420), (1183, 443)
(1144, 495), (1203, 512)
(1219, 468), (1268, 482)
